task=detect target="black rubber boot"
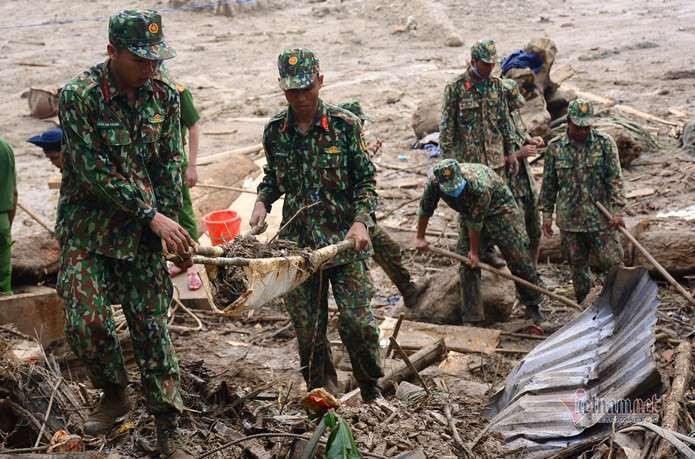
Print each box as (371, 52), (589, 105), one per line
(480, 250), (507, 269)
(401, 282), (423, 309)
(156, 417), (194, 459)
(83, 386), (130, 436)
(525, 304), (545, 325)
(360, 384), (382, 403)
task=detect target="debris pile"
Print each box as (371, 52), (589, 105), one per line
(206, 236), (312, 307)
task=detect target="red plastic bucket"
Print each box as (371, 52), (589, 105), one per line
(203, 210), (241, 246)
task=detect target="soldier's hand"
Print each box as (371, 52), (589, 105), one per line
(346, 222), (371, 251)
(468, 251), (480, 268)
(517, 144), (537, 159)
(507, 154), (519, 176)
(172, 252), (193, 271)
(542, 219), (554, 237)
(610, 215), (625, 228)
(415, 238), (429, 251)
(186, 165), (198, 188)
(149, 212), (195, 255)
(249, 201), (268, 227)
(529, 136), (545, 148)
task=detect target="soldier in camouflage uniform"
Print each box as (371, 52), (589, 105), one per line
(439, 39), (520, 270)
(57, 10), (194, 458)
(250, 49), (383, 401)
(500, 78), (544, 265)
(0, 138), (17, 295)
(337, 100), (420, 308)
(539, 99), (625, 303)
(415, 159), (543, 323)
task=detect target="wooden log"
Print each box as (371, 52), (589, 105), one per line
(653, 341), (692, 459)
(539, 220), (695, 277)
(596, 202), (695, 305)
(377, 338), (447, 393)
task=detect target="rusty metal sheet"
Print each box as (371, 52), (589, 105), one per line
(486, 267), (661, 458)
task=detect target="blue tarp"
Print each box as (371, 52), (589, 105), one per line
(501, 50), (544, 76)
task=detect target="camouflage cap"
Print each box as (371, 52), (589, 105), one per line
(277, 48), (320, 90)
(471, 39), (497, 64)
(432, 159), (465, 194)
(109, 9), (175, 60)
(337, 99), (372, 122)
(567, 99), (594, 127)
(501, 78), (525, 109)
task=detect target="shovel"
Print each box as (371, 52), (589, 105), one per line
(194, 239), (356, 315)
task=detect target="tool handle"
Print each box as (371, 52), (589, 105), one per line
(428, 246), (582, 310)
(595, 202), (695, 305)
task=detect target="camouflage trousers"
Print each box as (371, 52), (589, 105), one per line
(371, 224), (412, 295)
(57, 242), (183, 416)
(457, 210), (542, 321)
(284, 260), (383, 391)
(511, 193), (541, 253)
(0, 212), (11, 293)
(561, 230), (624, 303)
(177, 164), (199, 242)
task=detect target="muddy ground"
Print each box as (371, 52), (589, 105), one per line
(1, 0), (695, 457)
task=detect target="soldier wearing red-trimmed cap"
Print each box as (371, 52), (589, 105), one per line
(57, 9), (194, 458)
(251, 48), (384, 402)
(539, 99), (626, 303)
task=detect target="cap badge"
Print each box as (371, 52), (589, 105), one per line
(148, 23), (159, 34)
(325, 146), (341, 155)
(442, 168), (452, 178)
(580, 103), (589, 113)
(149, 114), (163, 124)
(288, 55), (298, 65)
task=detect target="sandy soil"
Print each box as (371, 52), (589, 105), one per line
(2, 0), (694, 238)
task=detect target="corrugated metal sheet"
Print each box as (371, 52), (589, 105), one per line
(486, 267), (662, 457)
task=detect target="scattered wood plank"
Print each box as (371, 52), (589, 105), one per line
(653, 341), (692, 459)
(196, 183), (257, 194)
(379, 318), (500, 354)
(626, 187), (655, 199)
(668, 108), (688, 119)
(47, 175), (61, 190)
(378, 338), (447, 393)
(389, 337), (432, 396)
(196, 144), (264, 166)
(561, 84), (681, 127)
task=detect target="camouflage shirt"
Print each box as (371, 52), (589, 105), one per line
(507, 109), (537, 199)
(418, 162), (517, 232)
(539, 129), (625, 232)
(257, 99), (377, 267)
(58, 60), (183, 259)
(439, 69), (516, 170)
